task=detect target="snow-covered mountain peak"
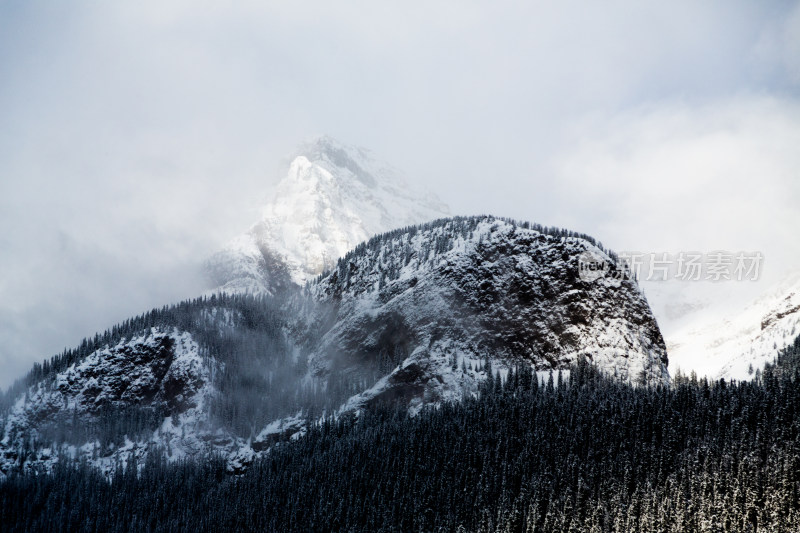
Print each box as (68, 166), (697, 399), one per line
(288, 135), (388, 188)
(206, 137), (450, 293)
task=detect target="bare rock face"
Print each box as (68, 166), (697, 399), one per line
(306, 217), (668, 412)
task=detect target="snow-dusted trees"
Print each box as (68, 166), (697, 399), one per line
(5, 340), (800, 532)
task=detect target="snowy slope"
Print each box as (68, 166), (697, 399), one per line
(206, 136), (450, 294)
(663, 272), (800, 380)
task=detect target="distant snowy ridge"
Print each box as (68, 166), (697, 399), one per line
(206, 136), (450, 294)
(665, 271), (800, 380)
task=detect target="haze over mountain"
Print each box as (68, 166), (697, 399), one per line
(205, 137), (450, 295)
(203, 137), (800, 385)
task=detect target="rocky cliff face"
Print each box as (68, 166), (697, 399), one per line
(0, 329), (236, 477)
(1, 216), (668, 477)
(305, 217), (668, 412)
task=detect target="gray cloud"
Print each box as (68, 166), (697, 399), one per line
(1, 1), (799, 388)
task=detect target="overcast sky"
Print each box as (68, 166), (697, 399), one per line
(1, 1), (799, 388)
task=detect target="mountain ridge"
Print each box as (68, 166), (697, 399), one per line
(1, 215), (668, 477)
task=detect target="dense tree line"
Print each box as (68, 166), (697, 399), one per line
(3, 344), (800, 532)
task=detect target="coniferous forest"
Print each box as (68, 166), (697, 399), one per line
(3, 338), (800, 532)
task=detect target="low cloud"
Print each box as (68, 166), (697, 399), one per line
(551, 96), (800, 280)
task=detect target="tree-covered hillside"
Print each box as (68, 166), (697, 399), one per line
(3, 344), (800, 532)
